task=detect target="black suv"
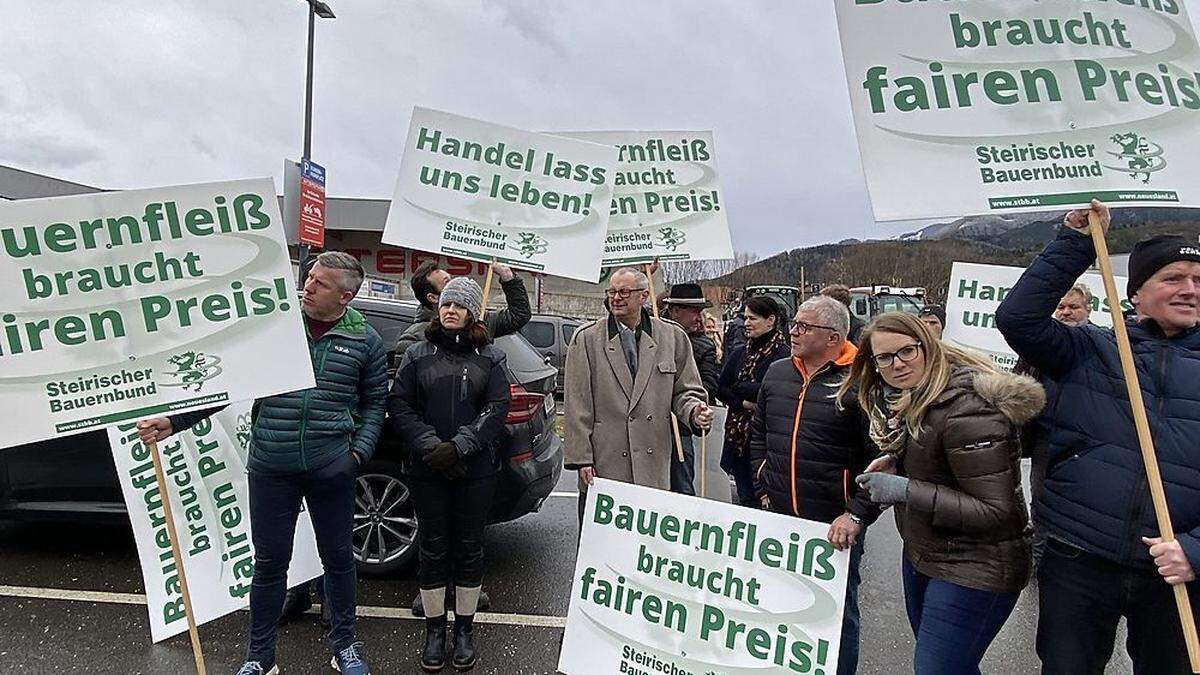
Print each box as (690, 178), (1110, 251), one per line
(0, 296), (563, 576)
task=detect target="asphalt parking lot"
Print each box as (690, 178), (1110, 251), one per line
(0, 456), (1135, 674)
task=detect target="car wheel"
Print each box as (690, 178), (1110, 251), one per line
(352, 460), (418, 577)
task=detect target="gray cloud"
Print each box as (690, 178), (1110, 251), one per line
(0, 1), (957, 253)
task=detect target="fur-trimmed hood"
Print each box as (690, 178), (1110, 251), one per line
(942, 365), (1046, 425)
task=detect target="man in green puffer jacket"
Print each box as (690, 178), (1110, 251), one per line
(137, 251), (387, 675)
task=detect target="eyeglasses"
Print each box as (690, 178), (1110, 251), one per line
(872, 343), (923, 369)
(605, 287), (647, 299)
(792, 320), (837, 335)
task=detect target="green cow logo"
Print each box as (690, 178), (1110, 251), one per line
(1105, 132), (1166, 184)
(655, 226), (686, 252)
(234, 412), (253, 451)
(162, 351), (223, 392)
(510, 232), (548, 259)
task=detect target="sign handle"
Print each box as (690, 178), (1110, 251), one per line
(147, 437), (207, 675)
(480, 258), (496, 320)
(699, 432), (708, 498)
(1088, 211), (1200, 673)
(645, 264), (688, 464)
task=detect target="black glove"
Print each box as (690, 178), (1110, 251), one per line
(442, 461), (468, 481)
(427, 442), (459, 472)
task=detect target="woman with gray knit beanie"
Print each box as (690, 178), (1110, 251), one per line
(387, 277), (511, 672)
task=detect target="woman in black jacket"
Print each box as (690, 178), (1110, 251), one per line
(389, 277), (511, 673)
(717, 296), (790, 507)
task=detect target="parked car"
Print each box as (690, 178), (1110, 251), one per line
(519, 313), (584, 395)
(0, 296), (563, 577)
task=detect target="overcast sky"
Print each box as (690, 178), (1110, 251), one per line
(0, 0), (933, 256)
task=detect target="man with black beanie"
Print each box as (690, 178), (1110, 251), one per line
(996, 200), (1200, 673)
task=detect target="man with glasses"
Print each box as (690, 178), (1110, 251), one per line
(564, 267), (713, 524)
(749, 295), (880, 675)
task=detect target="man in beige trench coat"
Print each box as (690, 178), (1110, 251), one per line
(564, 267), (713, 523)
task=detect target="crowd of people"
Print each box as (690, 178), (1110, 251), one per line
(132, 200), (1200, 674)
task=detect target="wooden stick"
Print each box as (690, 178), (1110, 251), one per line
(645, 264), (687, 464)
(699, 432), (708, 498)
(1088, 211), (1200, 673)
(480, 258), (496, 319)
(147, 438), (207, 675)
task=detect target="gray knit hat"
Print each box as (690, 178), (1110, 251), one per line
(439, 276), (483, 321)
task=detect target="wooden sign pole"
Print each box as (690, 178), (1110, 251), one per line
(147, 438), (207, 675)
(645, 264), (688, 464)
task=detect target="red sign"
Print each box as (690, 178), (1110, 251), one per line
(299, 159), (326, 247)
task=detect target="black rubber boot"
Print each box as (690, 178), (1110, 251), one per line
(421, 616), (448, 673)
(452, 614), (476, 671)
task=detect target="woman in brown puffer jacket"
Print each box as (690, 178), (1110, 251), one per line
(841, 312), (1043, 675)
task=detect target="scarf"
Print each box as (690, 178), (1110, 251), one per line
(867, 384), (911, 457)
(725, 329), (789, 455)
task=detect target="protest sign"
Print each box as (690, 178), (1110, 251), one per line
(560, 131), (733, 266)
(108, 402), (323, 642)
(559, 478), (848, 675)
(0, 179), (313, 449)
(835, 0), (1200, 221)
(943, 261), (1129, 369)
(383, 107), (619, 282)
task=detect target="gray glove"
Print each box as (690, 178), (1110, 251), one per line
(856, 472), (909, 505)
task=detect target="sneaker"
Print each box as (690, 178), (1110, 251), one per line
(236, 661), (279, 675)
(331, 642), (370, 674)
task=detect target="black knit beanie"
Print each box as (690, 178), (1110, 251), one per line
(1127, 236), (1200, 297)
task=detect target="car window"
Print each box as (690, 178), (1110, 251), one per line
(495, 333), (553, 374)
(357, 310), (411, 349)
(521, 320), (556, 348)
(562, 323), (577, 344)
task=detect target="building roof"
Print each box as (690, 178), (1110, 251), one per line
(0, 164), (104, 200)
(0, 163), (388, 232)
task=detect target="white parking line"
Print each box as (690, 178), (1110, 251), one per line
(0, 584), (567, 629)
(549, 491), (578, 498)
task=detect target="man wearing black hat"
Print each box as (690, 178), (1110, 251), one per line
(663, 283), (720, 495)
(917, 304), (946, 340)
(997, 200), (1200, 673)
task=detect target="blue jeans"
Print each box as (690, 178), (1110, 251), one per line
(901, 558), (1018, 675)
(839, 538), (865, 675)
(669, 435), (696, 496)
(246, 451), (359, 663)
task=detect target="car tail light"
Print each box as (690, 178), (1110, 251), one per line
(507, 384), (545, 425)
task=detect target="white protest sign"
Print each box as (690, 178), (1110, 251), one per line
(835, 0), (1200, 221)
(559, 478), (848, 675)
(108, 402), (323, 642)
(943, 261), (1129, 369)
(383, 107), (619, 282)
(560, 131), (733, 266)
(0, 179), (313, 449)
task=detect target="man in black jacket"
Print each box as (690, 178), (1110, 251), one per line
(396, 259), (531, 353)
(663, 283), (720, 496)
(750, 295), (880, 675)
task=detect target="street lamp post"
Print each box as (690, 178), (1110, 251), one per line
(298, 0), (335, 289)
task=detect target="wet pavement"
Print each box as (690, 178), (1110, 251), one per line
(0, 461), (1135, 674)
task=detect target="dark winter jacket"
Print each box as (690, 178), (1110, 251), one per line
(171, 307), (389, 475)
(388, 324), (511, 480)
(893, 365), (1041, 593)
(395, 276), (531, 355)
(996, 228), (1200, 570)
(717, 331), (791, 411)
(749, 342), (882, 526)
(679, 330), (719, 438)
(723, 316), (746, 362)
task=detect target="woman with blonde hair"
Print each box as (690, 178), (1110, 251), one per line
(702, 310), (724, 362)
(843, 312), (1042, 674)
